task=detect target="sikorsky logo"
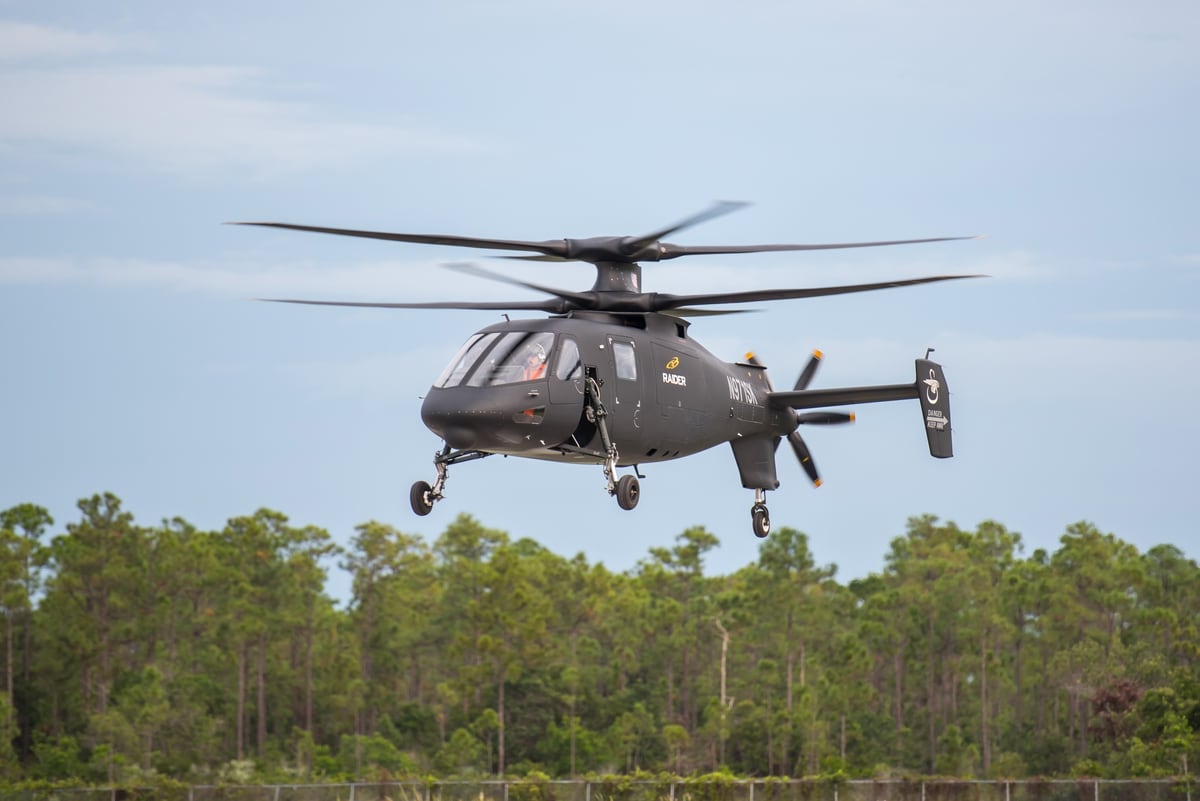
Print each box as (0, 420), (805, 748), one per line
(665, 356), (680, 370)
(923, 369), (940, 405)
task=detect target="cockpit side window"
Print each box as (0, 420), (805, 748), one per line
(554, 337), (582, 381)
(435, 333), (498, 388)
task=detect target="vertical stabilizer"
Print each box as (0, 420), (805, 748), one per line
(915, 358), (952, 458)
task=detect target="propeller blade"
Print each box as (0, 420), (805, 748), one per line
(657, 234), (982, 261)
(788, 431), (822, 487)
(796, 411), (856, 425)
(795, 349), (823, 391)
(229, 221), (571, 259)
(649, 274), (985, 310)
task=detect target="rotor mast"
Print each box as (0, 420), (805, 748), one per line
(591, 261), (642, 293)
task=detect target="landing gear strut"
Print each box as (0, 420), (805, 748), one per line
(586, 375), (639, 511)
(750, 489), (771, 538)
(409, 444), (490, 516)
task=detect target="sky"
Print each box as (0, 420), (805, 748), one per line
(2, 0), (1198, 603)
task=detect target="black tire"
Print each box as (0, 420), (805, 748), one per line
(751, 504), (771, 538)
(410, 480), (435, 516)
(616, 474), (640, 511)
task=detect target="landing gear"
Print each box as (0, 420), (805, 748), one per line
(616, 474), (640, 510)
(580, 375), (641, 512)
(750, 489), (771, 538)
(751, 504), (770, 538)
(409, 444), (490, 517)
(410, 480), (434, 516)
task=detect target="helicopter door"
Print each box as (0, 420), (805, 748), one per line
(605, 336), (646, 452)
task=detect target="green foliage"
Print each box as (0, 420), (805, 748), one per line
(4, 497), (1199, 784)
(29, 735), (85, 781)
(435, 728), (487, 776)
(338, 732), (418, 780)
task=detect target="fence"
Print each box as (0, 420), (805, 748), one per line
(11, 780), (1195, 801)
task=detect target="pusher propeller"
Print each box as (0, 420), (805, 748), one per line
(748, 350), (855, 488)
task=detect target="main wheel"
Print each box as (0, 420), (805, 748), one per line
(751, 504), (771, 538)
(616, 474), (640, 510)
(410, 480), (435, 516)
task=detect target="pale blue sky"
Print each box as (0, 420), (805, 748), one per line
(2, 0), (1198, 600)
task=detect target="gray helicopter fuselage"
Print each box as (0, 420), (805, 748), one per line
(420, 311), (795, 466)
(239, 202), (972, 535)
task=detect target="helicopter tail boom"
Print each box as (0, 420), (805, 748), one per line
(768, 357), (953, 458)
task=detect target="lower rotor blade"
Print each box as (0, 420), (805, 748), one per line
(444, 262), (593, 305)
(652, 274), (985, 310)
(663, 307), (757, 317)
(788, 431), (822, 487)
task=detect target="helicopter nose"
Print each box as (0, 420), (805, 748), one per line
(421, 393), (491, 449)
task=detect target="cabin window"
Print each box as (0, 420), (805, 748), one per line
(555, 337), (582, 381)
(612, 340), (637, 381)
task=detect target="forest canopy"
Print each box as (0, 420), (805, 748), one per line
(1, 493), (1197, 785)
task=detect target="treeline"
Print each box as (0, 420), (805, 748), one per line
(1, 494), (1198, 785)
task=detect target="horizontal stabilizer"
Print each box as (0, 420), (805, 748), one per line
(768, 383), (917, 410)
(767, 356), (953, 459)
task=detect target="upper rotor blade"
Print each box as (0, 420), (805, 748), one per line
(657, 235), (981, 261)
(229, 222), (570, 258)
(256, 297), (568, 312)
(651, 274), (985, 310)
(627, 201), (751, 250)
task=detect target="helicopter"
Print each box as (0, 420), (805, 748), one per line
(234, 201), (980, 538)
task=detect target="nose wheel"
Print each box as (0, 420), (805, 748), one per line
(409, 444), (491, 517)
(411, 480), (435, 516)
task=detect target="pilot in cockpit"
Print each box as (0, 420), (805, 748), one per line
(522, 342), (548, 381)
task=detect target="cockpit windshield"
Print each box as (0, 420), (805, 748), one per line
(435, 331), (558, 389)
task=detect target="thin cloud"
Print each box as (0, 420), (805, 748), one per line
(0, 255), (541, 302)
(0, 193), (94, 215)
(0, 64), (485, 178)
(1071, 308), (1199, 324)
(0, 20), (130, 62)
